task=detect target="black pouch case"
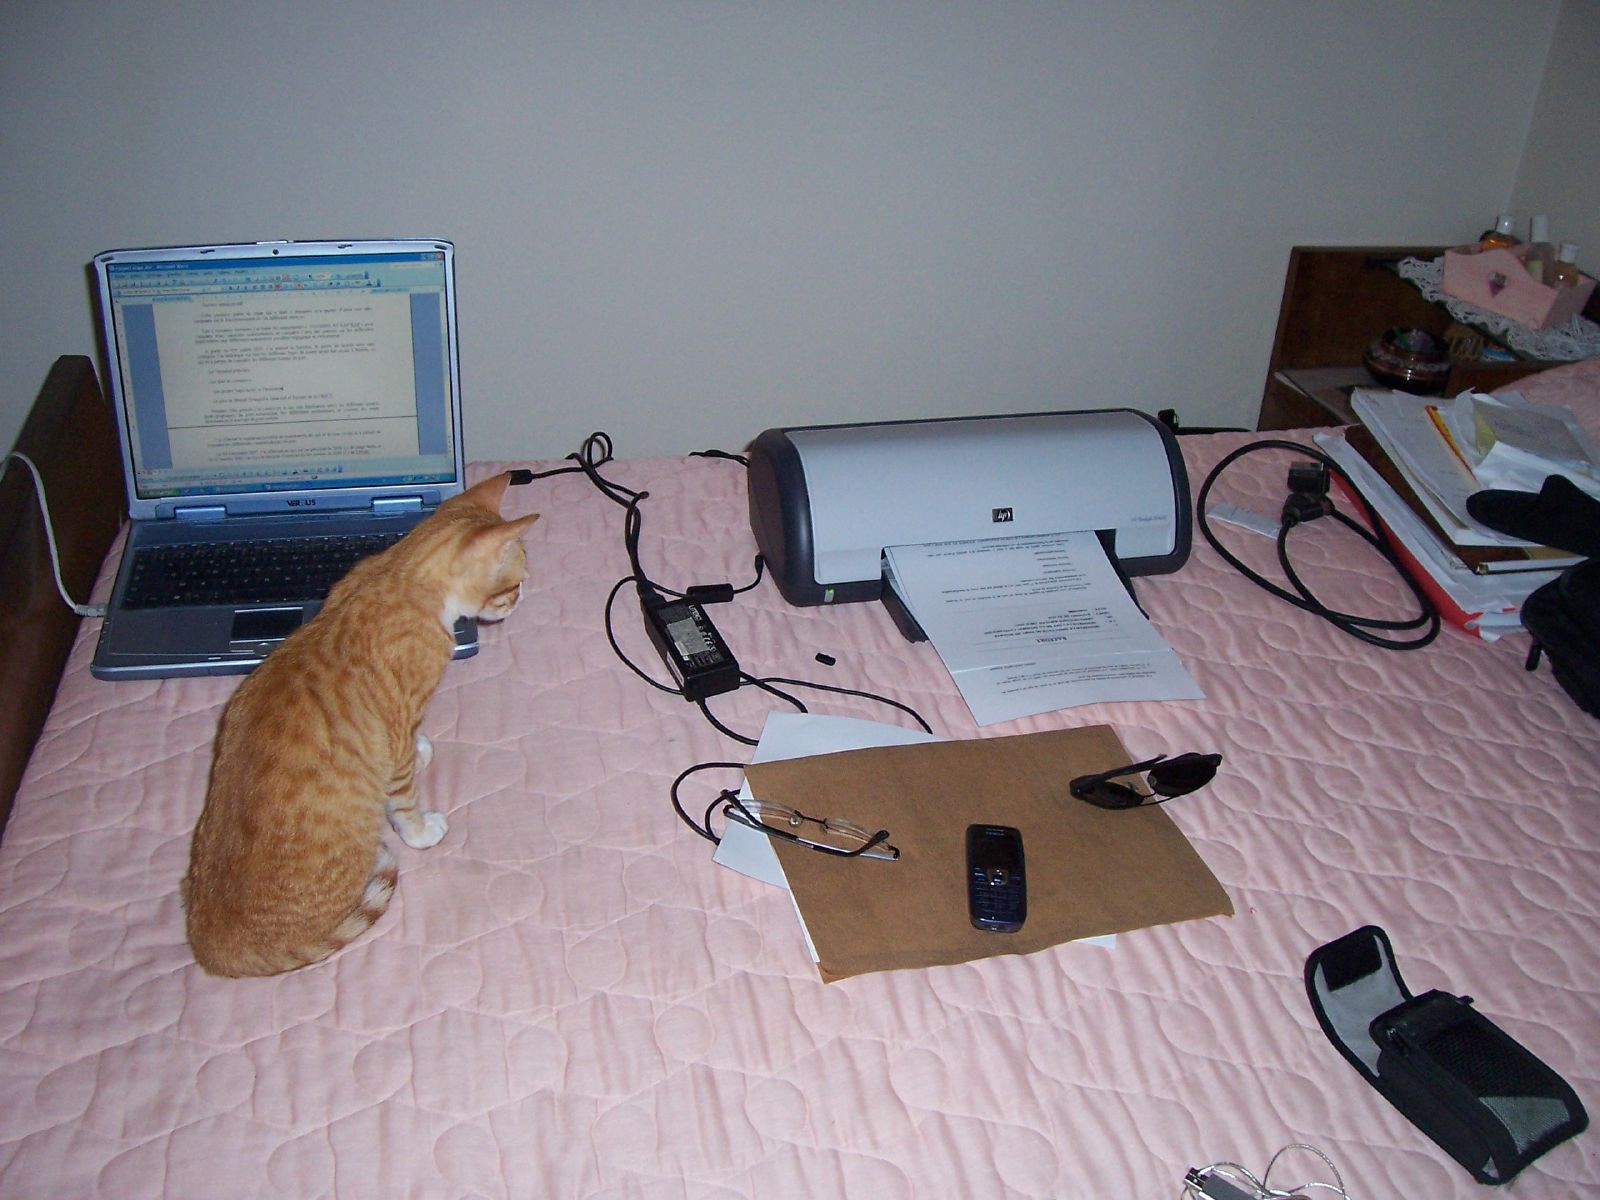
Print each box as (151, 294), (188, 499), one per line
(1468, 477), (1600, 719)
(1520, 557), (1600, 719)
(1305, 926), (1587, 1185)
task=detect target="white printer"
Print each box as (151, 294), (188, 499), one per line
(747, 409), (1191, 633)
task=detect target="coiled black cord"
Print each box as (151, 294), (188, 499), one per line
(1195, 439), (1440, 651)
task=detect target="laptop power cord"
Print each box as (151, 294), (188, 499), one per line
(2, 450), (107, 619)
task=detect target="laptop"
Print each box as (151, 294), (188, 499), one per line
(90, 238), (475, 680)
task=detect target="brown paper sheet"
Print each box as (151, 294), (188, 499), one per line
(742, 725), (1233, 982)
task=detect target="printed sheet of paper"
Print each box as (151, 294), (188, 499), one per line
(883, 531), (1202, 725)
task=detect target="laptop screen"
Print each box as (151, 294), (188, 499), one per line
(97, 242), (461, 506)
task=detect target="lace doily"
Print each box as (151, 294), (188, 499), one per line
(1397, 256), (1600, 361)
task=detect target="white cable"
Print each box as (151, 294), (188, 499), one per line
(1261, 1143), (1351, 1198)
(2, 450), (108, 618)
(1183, 1142), (1352, 1200)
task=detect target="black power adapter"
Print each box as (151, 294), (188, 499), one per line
(640, 589), (741, 700)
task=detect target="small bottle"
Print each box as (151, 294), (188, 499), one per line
(1524, 214), (1555, 283)
(1552, 243), (1582, 287)
(1479, 214), (1520, 250)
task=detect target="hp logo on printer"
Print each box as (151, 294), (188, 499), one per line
(992, 507), (1014, 523)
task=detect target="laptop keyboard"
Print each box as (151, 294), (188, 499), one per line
(123, 532), (406, 609)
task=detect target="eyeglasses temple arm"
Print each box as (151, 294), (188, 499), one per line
(1076, 753), (1169, 788)
(834, 828), (897, 859)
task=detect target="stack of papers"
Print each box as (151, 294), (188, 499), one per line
(880, 530), (1203, 725)
(1457, 394), (1600, 497)
(1315, 388), (1599, 637)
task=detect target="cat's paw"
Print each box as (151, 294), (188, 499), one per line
(414, 733), (434, 773)
(399, 810), (449, 850)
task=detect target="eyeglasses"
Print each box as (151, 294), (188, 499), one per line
(720, 794), (900, 860)
(1068, 752), (1221, 810)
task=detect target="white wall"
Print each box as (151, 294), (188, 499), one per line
(1511, 0), (1600, 267)
(1, 2), (1572, 462)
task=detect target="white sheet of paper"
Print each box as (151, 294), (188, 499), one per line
(713, 711), (1116, 953)
(883, 531), (1203, 725)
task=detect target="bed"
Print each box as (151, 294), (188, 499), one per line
(2, 357), (1596, 1198)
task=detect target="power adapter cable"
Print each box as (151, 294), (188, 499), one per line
(1196, 439), (1439, 651)
(568, 431), (933, 768)
(1281, 459), (1333, 526)
(2, 451), (107, 618)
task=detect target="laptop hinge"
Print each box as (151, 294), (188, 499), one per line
(174, 505), (228, 522)
(373, 496), (425, 516)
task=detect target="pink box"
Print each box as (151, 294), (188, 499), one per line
(1441, 245), (1596, 330)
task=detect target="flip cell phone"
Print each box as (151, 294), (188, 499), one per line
(967, 824), (1026, 933)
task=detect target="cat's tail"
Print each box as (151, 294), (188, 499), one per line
(188, 844), (399, 978)
(321, 842), (399, 956)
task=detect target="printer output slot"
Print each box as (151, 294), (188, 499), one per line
(880, 569), (928, 643)
(878, 528), (1140, 645)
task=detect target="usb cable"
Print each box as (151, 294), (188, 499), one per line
(1183, 1143), (1352, 1199)
(1185, 1168), (1259, 1200)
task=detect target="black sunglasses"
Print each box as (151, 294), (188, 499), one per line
(1069, 752), (1222, 810)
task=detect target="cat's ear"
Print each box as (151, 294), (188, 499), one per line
(453, 472), (520, 514)
(501, 512), (540, 539)
(469, 513), (539, 559)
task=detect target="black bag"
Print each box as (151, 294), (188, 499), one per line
(1467, 477), (1600, 719)
(1305, 926), (1588, 1185)
(1520, 558), (1600, 718)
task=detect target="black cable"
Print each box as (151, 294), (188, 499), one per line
(754, 675), (934, 734)
(742, 674), (808, 713)
(571, 433), (766, 603)
(517, 460), (590, 483)
(669, 761), (747, 843)
(563, 435), (940, 850)
(571, 431), (936, 748)
(1278, 511), (1432, 631)
(695, 697), (761, 746)
(566, 434), (657, 593)
(1195, 439), (1440, 650)
(693, 672), (934, 746)
(690, 448), (750, 467)
(603, 575), (681, 693)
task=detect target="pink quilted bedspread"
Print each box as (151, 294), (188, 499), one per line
(2, 364), (1598, 1198)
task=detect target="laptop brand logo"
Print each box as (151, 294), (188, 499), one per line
(287, 498), (317, 507)
(992, 507), (1014, 523)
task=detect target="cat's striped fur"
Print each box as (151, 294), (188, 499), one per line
(183, 473), (537, 977)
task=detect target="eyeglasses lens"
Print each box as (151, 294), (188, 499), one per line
(1085, 781), (1148, 809)
(1146, 752), (1222, 797)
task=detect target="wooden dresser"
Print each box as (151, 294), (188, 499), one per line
(1257, 244), (1598, 429)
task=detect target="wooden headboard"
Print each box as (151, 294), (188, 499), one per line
(0, 356), (126, 839)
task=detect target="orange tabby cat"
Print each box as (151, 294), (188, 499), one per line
(183, 472), (538, 977)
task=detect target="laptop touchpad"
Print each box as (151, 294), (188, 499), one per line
(231, 608), (305, 644)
